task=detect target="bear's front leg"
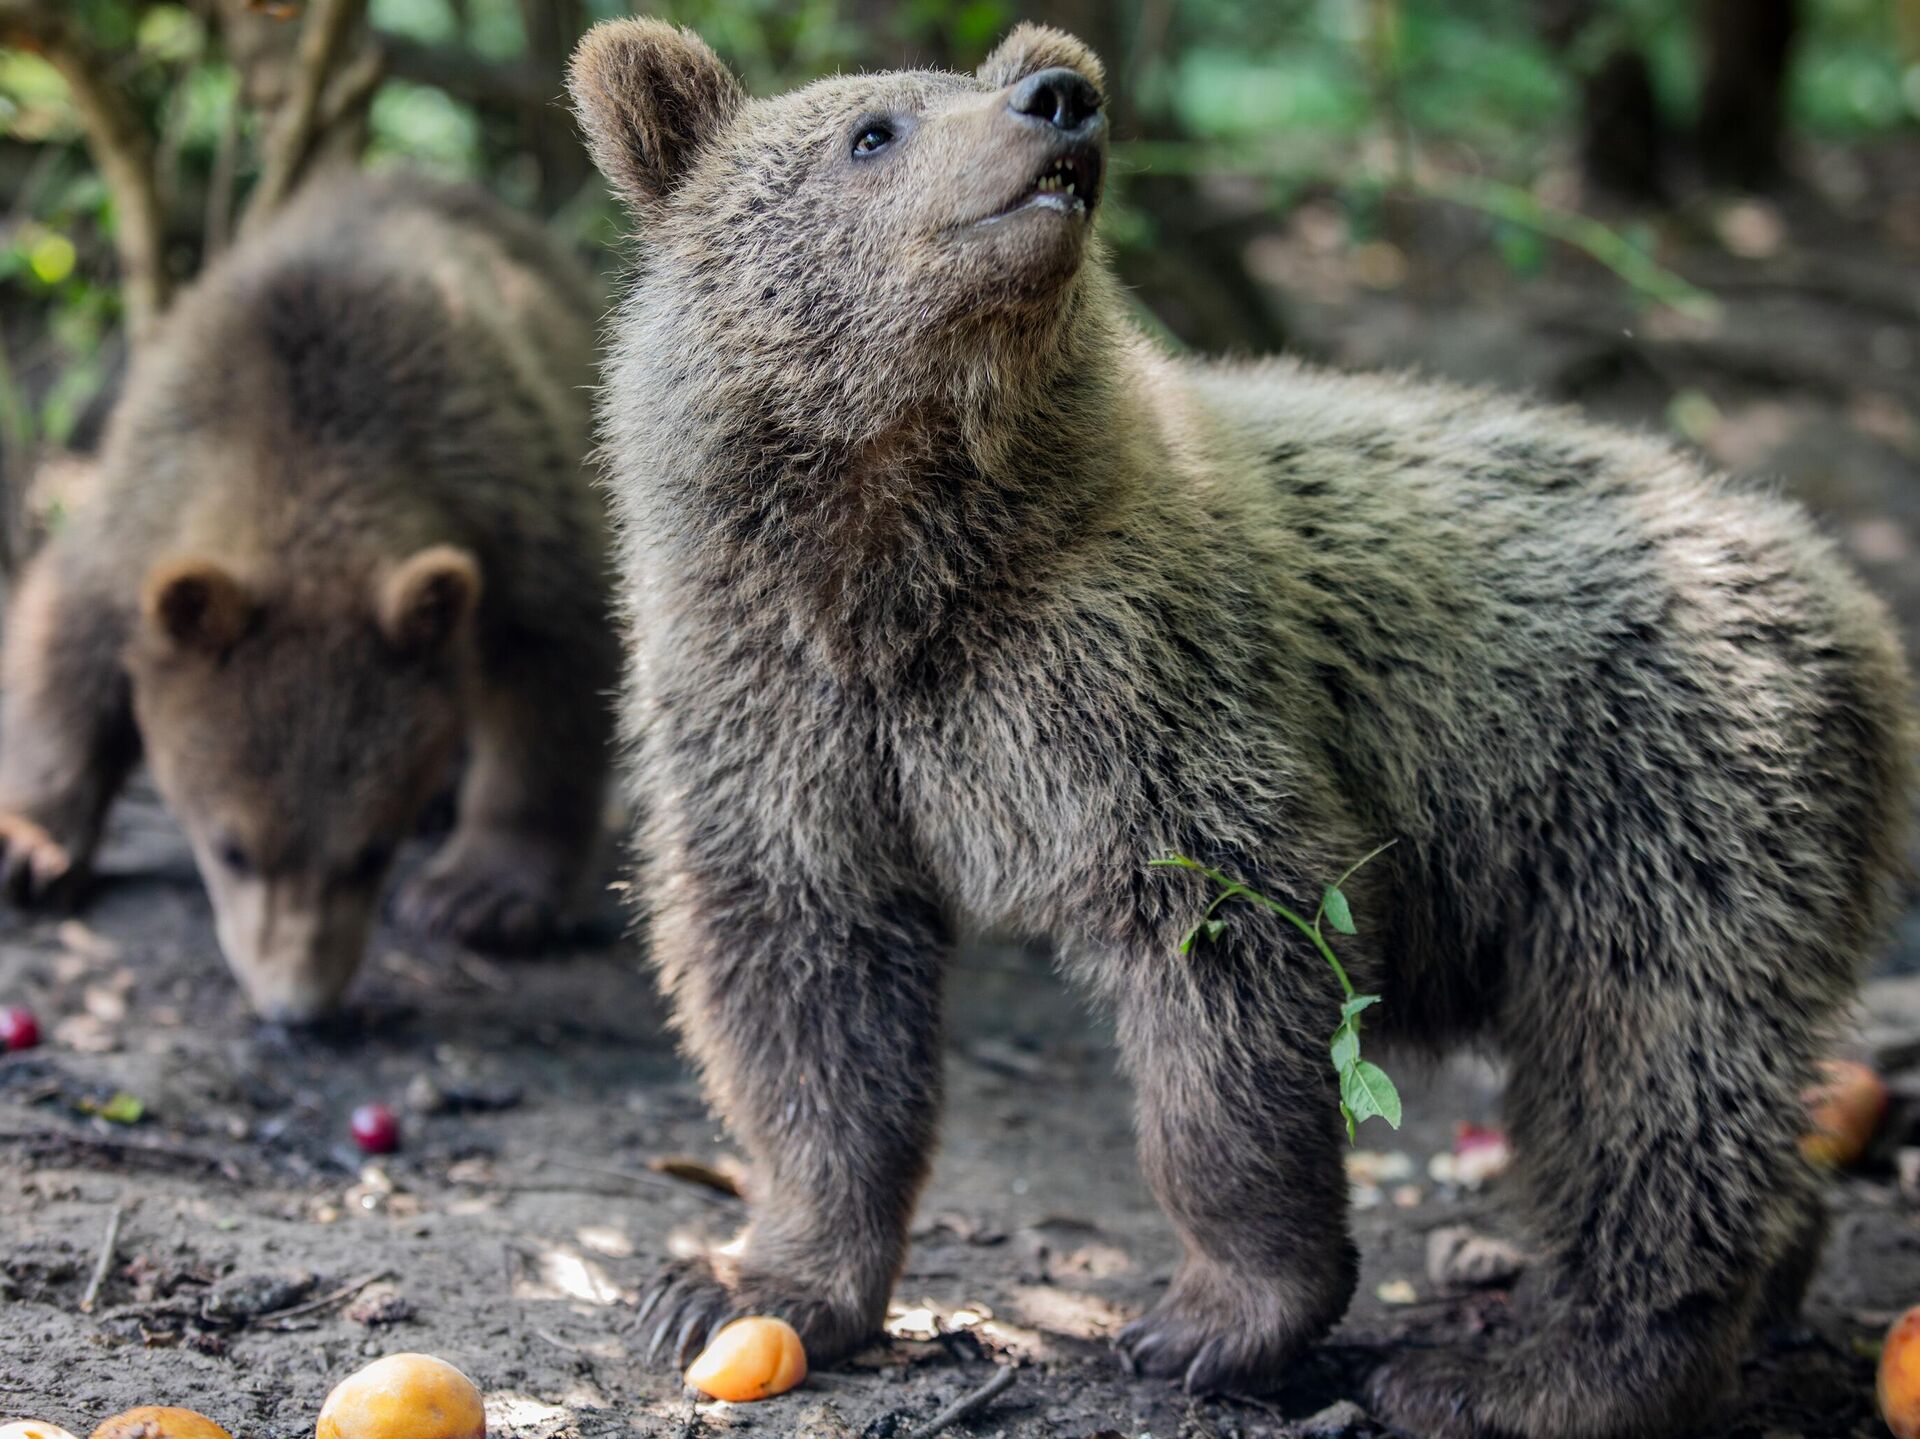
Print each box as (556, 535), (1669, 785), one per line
(0, 549), (138, 905)
(395, 643), (612, 949)
(632, 862), (950, 1368)
(1109, 925), (1357, 1395)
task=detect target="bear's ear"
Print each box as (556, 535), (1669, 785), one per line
(378, 546), (481, 655)
(568, 18), (745, 210)
(978, 23), (1106, 95)
(143, 559), (253, 656)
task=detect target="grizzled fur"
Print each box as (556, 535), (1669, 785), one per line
(0, 173), (618, 1022)
(571, 20), (1913, 1437)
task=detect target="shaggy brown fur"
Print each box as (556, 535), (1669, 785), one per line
(571, 21), (1914, 1436)
(0, 172), (618, 1023)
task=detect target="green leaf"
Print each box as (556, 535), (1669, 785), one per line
(96, 1092), (146, 1125)
(1341, 994), (1381, 1023)
(1339, 1061), (1402, 1131)
(1179, 917), (1231, 955)
(1321, 885), (1356, 935)
(1330, 1020), (1359, 1072)
(1341, 1101), (1357, 1144)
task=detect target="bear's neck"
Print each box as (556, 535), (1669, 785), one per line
(663, 276), (1144, 677)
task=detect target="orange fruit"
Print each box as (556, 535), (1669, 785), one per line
(1880, 1305), (1920, 1438)
(1801, 1058), (1888, 1168)
(316, 1353), (485, 1439)
(89, 1412), (233, 1439)
(1, 1423), (82, 1439)
(685, 1316), (808, 1402)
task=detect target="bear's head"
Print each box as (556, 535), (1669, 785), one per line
(568, 19), (1110, 416)
(125, 547), (478, 1023)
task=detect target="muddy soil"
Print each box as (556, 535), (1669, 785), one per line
(5, 142), (1920, 1438)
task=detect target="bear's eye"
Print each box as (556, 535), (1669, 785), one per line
(852, 121), (895, 158)
(216, 837), (253, 877)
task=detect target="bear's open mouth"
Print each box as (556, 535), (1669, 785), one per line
(980, 144), (1104, 225)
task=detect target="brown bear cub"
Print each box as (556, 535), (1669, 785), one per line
(570, 20), (1913, 1438)
(0, 173), (618, 1023)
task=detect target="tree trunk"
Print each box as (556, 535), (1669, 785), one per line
(1536, 0), (1668, 201)
(1697, 0), (1800, 189)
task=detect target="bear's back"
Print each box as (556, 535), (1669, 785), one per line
(89, 171), (602, 573)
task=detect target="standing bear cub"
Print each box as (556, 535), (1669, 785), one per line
(570, 21), (1913, 1438)
(0, 173), (618, 1023)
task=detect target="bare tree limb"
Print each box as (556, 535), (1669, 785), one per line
(314, 40), (387, 155)
(0, 2), (172, 344)
(240, 0), (368, 233)
(204, 78), (243, 259)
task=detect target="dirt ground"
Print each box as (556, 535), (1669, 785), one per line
(4, 142), (1920, 1438)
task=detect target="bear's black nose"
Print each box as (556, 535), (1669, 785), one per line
(1008, 67), (1102, 134)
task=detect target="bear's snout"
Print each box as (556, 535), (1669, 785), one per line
(1007, 67), (1102, 136)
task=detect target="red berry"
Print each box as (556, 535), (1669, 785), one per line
(349, 1103), (399, 1155)
(0, 1005), (40, 1052)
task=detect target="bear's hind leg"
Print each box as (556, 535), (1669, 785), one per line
(1370, 921), (1829, 1439)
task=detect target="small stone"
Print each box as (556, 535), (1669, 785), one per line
(200, 1269), (316, 1323)
(1297, 1399), (1373, 1437)
(1898, 1147), (1920, 1205)
(346, 1285), (416, 1327)
(405, 1074), (449, 1115)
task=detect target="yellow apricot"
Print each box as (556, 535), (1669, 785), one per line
(89, 1411), (233, 1439)
(1, 1422), (81, 1439)
(1880, 1306), (1920, 1438)
(1801, 1058), (1887, 1168)
(685, 1316), (808, 1402)
(316, 1354), (486, 1439)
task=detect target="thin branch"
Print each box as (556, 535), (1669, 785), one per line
(204, 73), (243, 258)
(1118, 140), (1718, 320)
(0, 2), (171, 343)
(318, 42), (387, 133)
(253, 1267), (392, 1327)
(78, 1203), (125, 1314)
(241, 0), (368, 233)
(903, 1365), (1017, 1439)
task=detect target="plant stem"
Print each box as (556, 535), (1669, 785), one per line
(1154, 855), (1357, 998)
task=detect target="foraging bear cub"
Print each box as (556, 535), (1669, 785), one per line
(570, 20), (1913, 1437)
(0, 174), (618, 1023)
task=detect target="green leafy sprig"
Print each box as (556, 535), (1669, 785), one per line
(1151, 841), (1401, 1142)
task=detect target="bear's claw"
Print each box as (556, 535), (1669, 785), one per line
(0, 811), (80, 907)
(1116, 1293), (1303, 1396)
(393, 843), (561, 951)
(628, 1256), (878, 1372)
(1368, 1351), (1496, 1438)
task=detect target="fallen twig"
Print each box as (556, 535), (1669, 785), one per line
(543, 1156), (740, 1207)
(648, 1155), (743, 1198)
(903, 1364), (1016, 1439)
(254, 1268), (392, 1327)
(78, 1202), (123, 1314)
